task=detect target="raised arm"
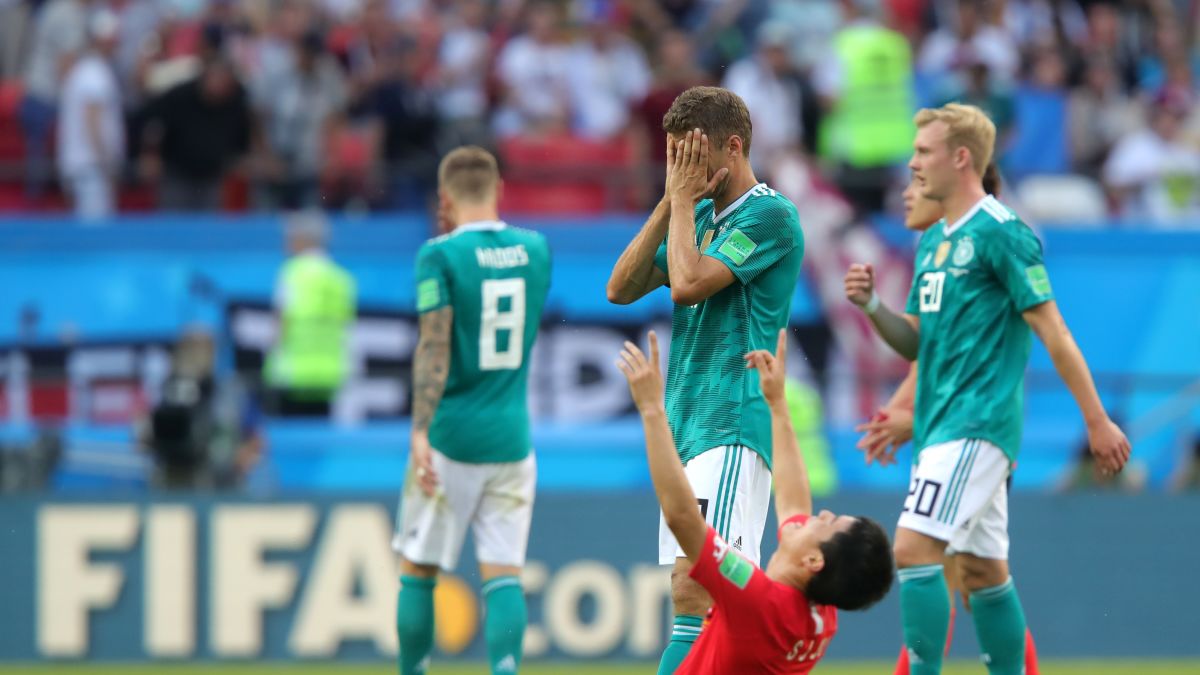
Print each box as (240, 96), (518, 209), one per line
(665, 130), (735, 306)
(605, 197), (671, 305)
(617, 332), (707, 561)
(746, 329), (812, 520)
(845, 263), (920, 361)
(1024, 300), (1130, 474)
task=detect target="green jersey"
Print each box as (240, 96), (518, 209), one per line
(905, 195), (1054, 461)
(414, 221), (551, 464)
(654, 184), (805, 469)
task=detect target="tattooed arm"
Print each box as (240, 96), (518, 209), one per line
(410, 306), (453, 495)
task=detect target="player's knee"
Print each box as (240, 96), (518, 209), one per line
(670, 567), (711, 616)
(956, 554), (1009, 591)
(399, 557), (439, 579)
(892, 532), (944, 569)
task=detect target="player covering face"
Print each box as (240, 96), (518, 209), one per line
(618, 329), (894, 674)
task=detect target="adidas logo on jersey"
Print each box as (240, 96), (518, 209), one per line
(733, 536), (743, 550)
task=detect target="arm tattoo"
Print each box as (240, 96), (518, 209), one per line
(411, 306), (453, 432)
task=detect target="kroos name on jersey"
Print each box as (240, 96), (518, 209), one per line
(475, 245), (530, 269)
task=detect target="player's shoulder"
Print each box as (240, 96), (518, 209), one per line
(971, 196), (1040, 244)
(740, 184), (800, 226)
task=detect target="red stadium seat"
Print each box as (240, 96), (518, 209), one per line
(498, 134), (639, 215)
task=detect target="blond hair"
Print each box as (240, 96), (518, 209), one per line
(914, 104), (996, 177)
(438, 146), (500, 204)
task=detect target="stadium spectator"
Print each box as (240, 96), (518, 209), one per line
(1103, 88), (1200, 224)
(815, 0), (914, 217)
(934, 56), (1015, 154)
(1067, 56), (1144, 179)
(57, 9), (124, 222)
(722, 20), (819, 176)
(19, 0), (92, 200)
(341, 0), (438, 209)
(763, 0), (841, 75)
(636, 29), (709, 189)
(918, 0), (1019, 84)
(138, 57), (253, 211)
(0, 0), (33, 80)
(493, 0), (571, 138)
(1070, 1), (1139, 92)
(1001, 0), (1087, 50)
(264, 213), (356, 418)
(565, 5), (652, 140)
(432, 0), (492, 149)
(253, 28), (347, 210)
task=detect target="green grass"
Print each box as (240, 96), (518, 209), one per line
(4, 662), (1200, 675)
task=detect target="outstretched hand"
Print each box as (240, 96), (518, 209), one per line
(854, 407), (913, 466)
(745, 329), (788, 406)
(617, 331), (664, 414)
(666, 129), (729, 205)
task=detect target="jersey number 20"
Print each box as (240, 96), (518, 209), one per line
(480, 278), (526, 370)
(919, 272), (945, 312)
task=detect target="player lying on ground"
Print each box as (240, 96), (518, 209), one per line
(845, 104), (1129, 675)
(618, 329), (893, 674)
(849, 166), (1039, 675)
(396, 146), (551, 675)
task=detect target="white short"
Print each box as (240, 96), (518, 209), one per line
(393, 451), (536, 571)
(659, 445), (772, 565)
(897, 438), (1012, 559)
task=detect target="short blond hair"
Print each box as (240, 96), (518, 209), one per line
(914, 104), (996, 177)
(438, 146), (500, 204)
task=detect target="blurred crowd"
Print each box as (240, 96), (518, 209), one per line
(0, 0), (1198, 223)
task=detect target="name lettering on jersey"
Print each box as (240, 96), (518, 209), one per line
(952, 236), (975, 266)
(475, 245), (529, 269)
(717, 229), (757, 266)
(949, 267), (970, 278)
(933, 241), (951, 268)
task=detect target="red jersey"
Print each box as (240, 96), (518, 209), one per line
(677, 516), (838, 675)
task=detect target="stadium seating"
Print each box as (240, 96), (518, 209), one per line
(498, 134), (642, 215)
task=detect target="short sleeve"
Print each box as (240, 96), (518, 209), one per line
(689, 527), (769, 606)
(706, 199), (800, 284)
(654, 240), (668, 276)
(986, 224), (1054, 312)
(415, 244), (450, 313)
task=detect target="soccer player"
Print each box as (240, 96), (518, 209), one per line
(617, 329), (893, 674)
(394, 146), (551, 675)
(849, 166), (1040, 675)
(844, 104), (1130, 675)
(606, 85), (805, 674)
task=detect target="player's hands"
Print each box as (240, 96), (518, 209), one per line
(1087, 416), (1131, 475)
(617, 331), (664, 414)
(666, 129), (729, 206)
(745, 328), (788, 407)
(408, 432), (439, 497)
(854, 407), (913, 466)
(844, 263), (876, 308)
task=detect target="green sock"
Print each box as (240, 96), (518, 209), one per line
(483, 576), (527, 675)
(899, 564), (951, 675)
(657, 615), (703, 675)
(396, 575), (436, 675)
(971, 577), (1027, 675)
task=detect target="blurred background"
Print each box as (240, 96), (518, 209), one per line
(0, 0), (1198, 671)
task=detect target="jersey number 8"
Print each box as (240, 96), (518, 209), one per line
(480, 278), (526, 370)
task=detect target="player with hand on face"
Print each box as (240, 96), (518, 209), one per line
(848, 165), (1041, 675)
(618, 329), (894, 674)
(606, 85), (805, 675)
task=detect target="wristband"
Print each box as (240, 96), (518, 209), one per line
(863, 293), (881, 315)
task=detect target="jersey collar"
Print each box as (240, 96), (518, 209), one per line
(457, 220), (507, 232)
(942, 195), (989, 236)
(713, 183), (767, 224)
